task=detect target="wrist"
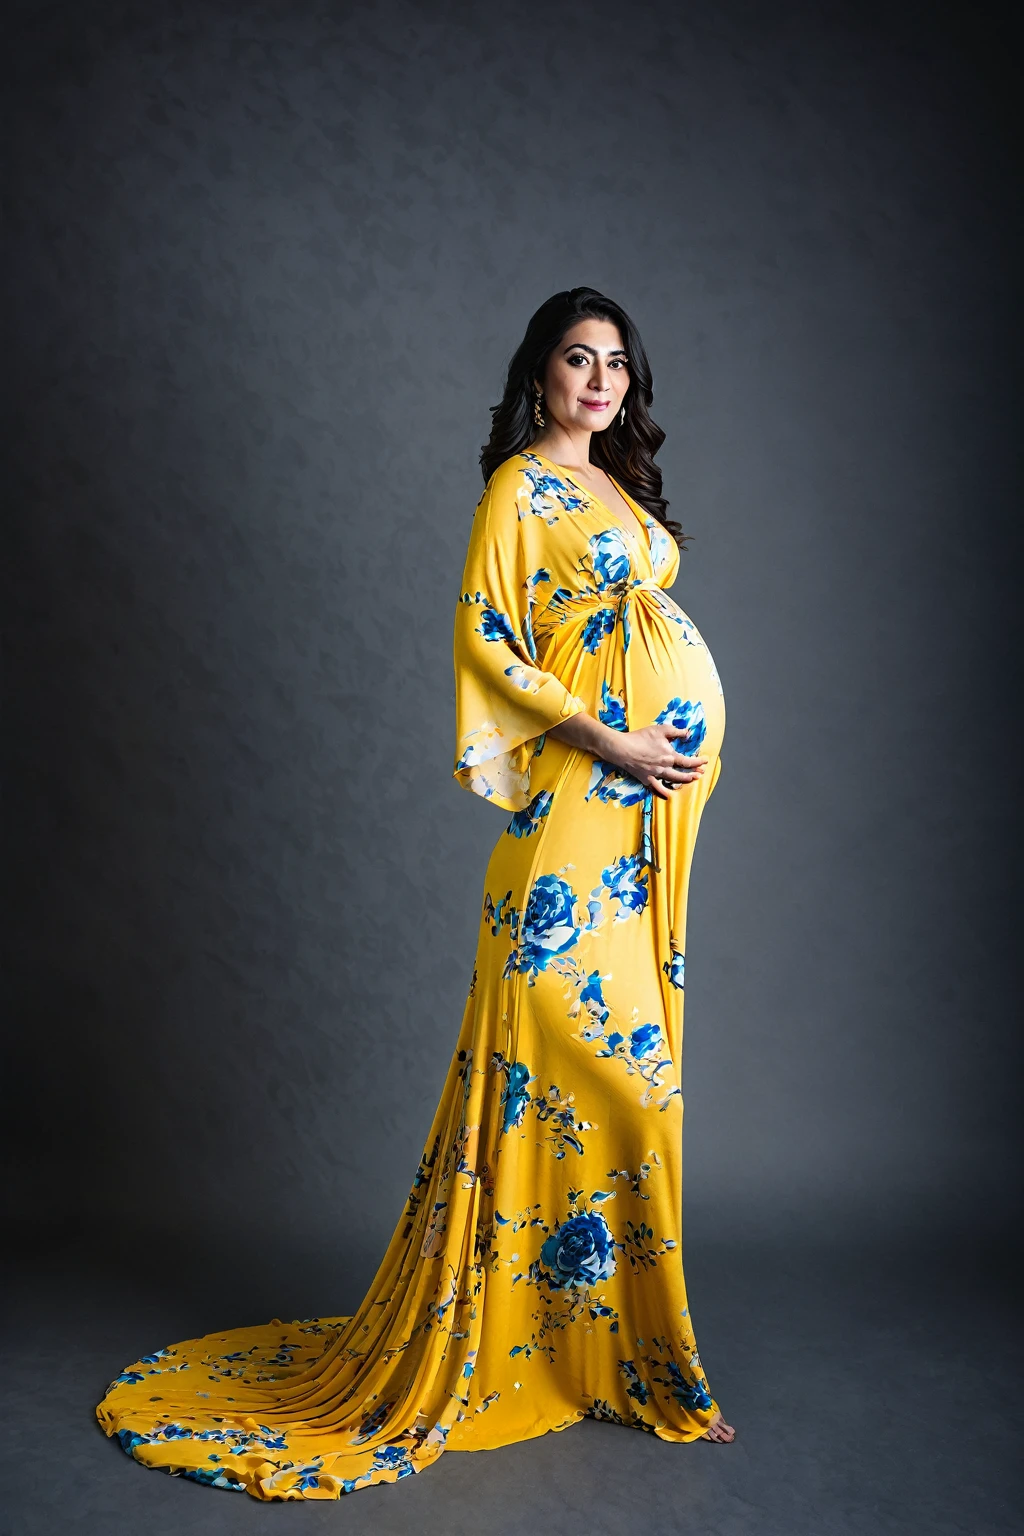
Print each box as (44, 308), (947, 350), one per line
(550, 711), (622, 761)
(587, 718), (628, 763)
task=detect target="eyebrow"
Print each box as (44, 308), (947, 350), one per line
(562, 342), (628, 358)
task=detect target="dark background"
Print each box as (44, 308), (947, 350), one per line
(3, 3), (1020, 1533)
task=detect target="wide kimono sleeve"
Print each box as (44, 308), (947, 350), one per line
(453, 468), (584, 811)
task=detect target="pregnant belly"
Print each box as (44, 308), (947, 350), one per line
(534, 582), (726, 764)
(623, 587), (726, 762)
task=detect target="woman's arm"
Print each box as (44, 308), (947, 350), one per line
(547, 712), (707, 800)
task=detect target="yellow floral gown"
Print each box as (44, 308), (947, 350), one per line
(95, 450), (727, 1500)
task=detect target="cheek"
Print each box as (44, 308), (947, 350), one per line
(549, 367), (577, 403)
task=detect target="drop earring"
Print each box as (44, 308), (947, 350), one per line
(619, 405), (626, 426)
(533, 391), (545, 428)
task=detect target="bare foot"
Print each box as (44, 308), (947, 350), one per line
(701, 1411), (736, 1443)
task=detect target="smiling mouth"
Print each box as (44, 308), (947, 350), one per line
(580, 400), (610, 410)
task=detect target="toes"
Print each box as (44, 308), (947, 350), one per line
(701, 1415), (736, 1443)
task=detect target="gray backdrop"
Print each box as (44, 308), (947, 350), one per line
(5, 0), (1019, 1297)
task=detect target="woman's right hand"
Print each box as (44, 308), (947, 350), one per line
(602, 723), (707, 800)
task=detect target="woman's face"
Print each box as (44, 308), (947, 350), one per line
(538, 318), (630, 434)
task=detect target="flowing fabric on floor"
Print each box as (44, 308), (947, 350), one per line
(96, 450), (728, 1499)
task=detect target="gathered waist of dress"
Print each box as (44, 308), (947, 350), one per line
(531, 576), (674, 646)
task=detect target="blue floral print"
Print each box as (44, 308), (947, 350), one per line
(627, 1022), (662, 1060)
(522, 567), (551, 660)
(492, 1053), (595, 1158)
(509, 874), (581, 976)
(581, 606), (617, 653)
(478, 603), (518, 645)
(506, 791), (553, 838)
(618, 1359), (650, 1404)
(586, 760), (647, 807)
(182, 1465), (248, 1490)
(598, 681), (628, 732)
(601, 854), (650, 921)
(663, 945), (685, 990)
(371, 1445), (415, 1478)
(96, 449), (725, 1504)
(646, 518), (675, 574)
(579, 968), (610, 1027)
(589, 528), (632, 589)
(656, 697), (706, 754)
(535, 1208), (618, 1290)
(662, 1360), (713, 1411)
(501, 1060), (534, 1134)
(519, 457), (588, 522)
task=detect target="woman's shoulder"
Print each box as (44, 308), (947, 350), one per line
(483, 451), (540, 500)
(482, 451), (590, 523)
(473, 453), (539, 534)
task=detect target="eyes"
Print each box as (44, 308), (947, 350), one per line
(565, 351), (629, 370)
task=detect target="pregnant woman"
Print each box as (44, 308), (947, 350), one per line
(96, 286), (735, 1500)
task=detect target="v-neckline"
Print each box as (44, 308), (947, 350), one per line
(528, 451), (652, 553)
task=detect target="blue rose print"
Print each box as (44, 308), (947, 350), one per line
(512, 875), (581, 974)
(501, 1061), (534, 1134)
(536, 1209), (618, 1290)
(582, 607), (616, 653)
(478, 603), (518, 645)
(507, 791), (553, 838)
(629, 1022), (662, 1060)
(589, 528), (632, 589)
(601, 854), (650, 921)
(598, 681), (627, 732)
(655, 697), (706, 753)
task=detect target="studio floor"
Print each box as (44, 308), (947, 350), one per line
(1, 1226), (1019, 1536)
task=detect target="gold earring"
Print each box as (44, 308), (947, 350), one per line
(533, 391), (545, 428)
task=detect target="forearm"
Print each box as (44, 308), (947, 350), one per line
(547, 710), (622, 762)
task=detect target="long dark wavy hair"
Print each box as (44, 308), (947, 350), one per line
(480, 286), (686, 547)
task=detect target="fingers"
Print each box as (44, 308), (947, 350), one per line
(656, 730), (708, 770)
(645, 770), (698, 795)
(659, 759), (706, 782)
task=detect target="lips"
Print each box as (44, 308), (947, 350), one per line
(580, 400), (610, 411)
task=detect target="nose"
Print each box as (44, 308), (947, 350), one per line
(588, 360), (612, 391)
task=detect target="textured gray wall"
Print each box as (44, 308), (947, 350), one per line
(5, 0), (1018, 1276)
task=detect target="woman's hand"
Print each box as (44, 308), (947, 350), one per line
(601, 723), (707, 799)
(547, 713), (707, 800)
